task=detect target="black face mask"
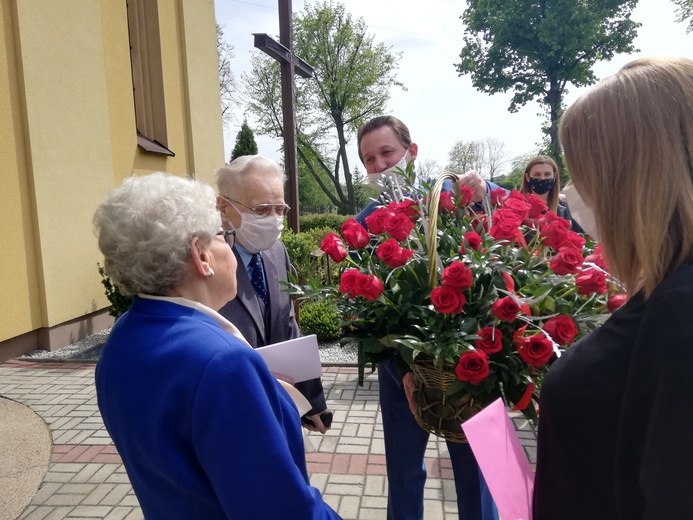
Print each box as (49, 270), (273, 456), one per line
(528, 177), (555, 195)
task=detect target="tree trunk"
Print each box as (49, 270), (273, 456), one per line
(335, 122), (356, 214)
(546, 82), (565, 176)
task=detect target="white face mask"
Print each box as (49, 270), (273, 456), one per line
(563, 183), (599, 241)
(368, 151), (408, 192)
(225, 201), (284, 253)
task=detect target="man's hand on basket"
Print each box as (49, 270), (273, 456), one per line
(403, 372), (416, 415)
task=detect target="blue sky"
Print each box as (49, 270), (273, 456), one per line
(216, 0), (691, 176)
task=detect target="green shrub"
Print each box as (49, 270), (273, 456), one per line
(300, 213), (351, 232)
(298, 301), (342, 342)
(98, 264), (132, 318)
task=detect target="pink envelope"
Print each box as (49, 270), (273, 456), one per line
(462, 398), (535, 520)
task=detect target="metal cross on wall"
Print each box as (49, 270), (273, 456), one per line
(253, 0), (313, 233)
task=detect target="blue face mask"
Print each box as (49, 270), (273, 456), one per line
(528, 177), (555, 195)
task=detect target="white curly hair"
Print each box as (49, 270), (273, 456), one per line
(93, 172), (221, 296)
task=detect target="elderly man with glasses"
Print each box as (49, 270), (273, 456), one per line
(216, 155), (331, 433)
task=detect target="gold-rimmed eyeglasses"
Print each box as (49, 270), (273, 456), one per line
(222, 196), (290, 219)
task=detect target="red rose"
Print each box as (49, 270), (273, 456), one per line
(474, 327), (503, 354)
(430, 286), (466, 314)
(492, 207), (523, 227)
(524, 193), (547, 219)
(354, 273), (384, 301)
(456, 185), (474, 207)
(339, 268), (360, 297)
(388, 199), (419, 221)
(439, 192), (455, 212)
(490, 188), (507, 206)
(517, 334), (554, 367)
(463, 231), (482, 251)
(365, 207), (395, 235)
(607, 293), (627, 313)
(442, 261), (474, 290)
(576, 268), (607, 295)
(537, 210), (562, 226)
(503, 197), (532, 221)
(376, 238), (414, 268)
(539, 219), (570, 249)
(549, 247), (584, 275)
(320, 232), (347, 262)
(341, 218), (370, 249)
(490, 220), (521, 243)
(543, 315), (578, 346)
(584, 245), (608, 270)
(563, 231), (586, 250)
(492, 296), (520, 321)
(455, 350), (490, 384)
(384, 213), (415, 241)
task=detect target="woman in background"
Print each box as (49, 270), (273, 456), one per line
(93, 172), (339, 520)
(533, 57), (693, 519)
(520, 155), (582, 231)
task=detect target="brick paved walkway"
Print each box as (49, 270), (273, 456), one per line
(0, 361), (537, 520)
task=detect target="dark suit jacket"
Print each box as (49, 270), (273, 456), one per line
(219, 240), (327, 415)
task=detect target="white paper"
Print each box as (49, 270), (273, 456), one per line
(255, 334), (322, 383)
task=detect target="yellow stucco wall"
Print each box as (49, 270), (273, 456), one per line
(0, 0), (224, 349)
(0, 0), (42, 338)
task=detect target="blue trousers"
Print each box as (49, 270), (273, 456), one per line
(378, 359), (498, 520)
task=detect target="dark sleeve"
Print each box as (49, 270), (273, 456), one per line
(557, 202), (584, 233)
(617, 279), (693, 518)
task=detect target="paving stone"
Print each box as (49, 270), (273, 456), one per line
(0, 363), (538, 519)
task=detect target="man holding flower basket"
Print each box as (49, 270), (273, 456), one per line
(294, 115), (619, 519)
(354, 116), (500, 520)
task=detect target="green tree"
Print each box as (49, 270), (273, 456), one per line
(230, 120), (259, 161)
(447, 140), (485, 176)
(217, 24), (237, 128)
(243, 1), (403, 214)
(456, 0), (640, 173)
(673, 0), (693, 32)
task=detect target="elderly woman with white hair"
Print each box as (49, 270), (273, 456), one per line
(93, 172), (340, 520)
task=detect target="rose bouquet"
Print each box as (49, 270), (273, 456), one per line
(293, 165), (620, 435)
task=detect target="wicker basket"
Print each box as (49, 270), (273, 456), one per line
(410, 173), (485, 443)
(410, 357), (483, 443)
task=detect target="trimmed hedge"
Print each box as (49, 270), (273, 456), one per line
(299, 213), (351, 232)
(298, 300), (342, 342)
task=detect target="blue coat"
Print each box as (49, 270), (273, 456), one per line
(96, 296), (339, 519)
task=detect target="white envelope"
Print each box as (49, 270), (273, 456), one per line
(255, 334), (323, 383)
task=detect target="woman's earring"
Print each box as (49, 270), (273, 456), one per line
(208, 269), (215, 278)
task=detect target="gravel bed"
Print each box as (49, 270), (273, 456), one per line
(18, 329), (358, 365)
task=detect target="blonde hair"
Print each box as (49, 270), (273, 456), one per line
(560, 56), (693, 297)
(520, 155), (561, 213)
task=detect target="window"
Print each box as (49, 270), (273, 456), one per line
(126, 0), (174, 155)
